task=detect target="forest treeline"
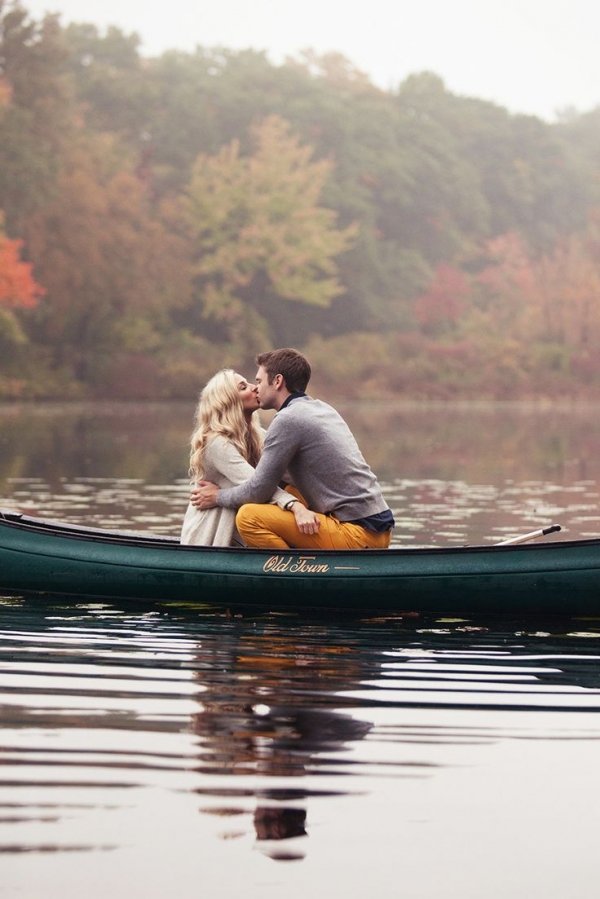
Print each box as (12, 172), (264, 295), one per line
(2, 0), (600, 400)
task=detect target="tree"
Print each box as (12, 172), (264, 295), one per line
(0, 2), (74, 232)
(413, 263), (470, 335)
(26, 134), (192, 386)
(185, 115), (356, 349)
(0, 212), (44, 309)
(0, 210), (44, 356)
(467, 232), (540, 341)
(533, 217), (600, 351)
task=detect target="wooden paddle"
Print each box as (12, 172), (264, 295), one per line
(495, 524), (561, 546)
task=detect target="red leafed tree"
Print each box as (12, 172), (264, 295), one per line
(0, 223), (45, 309)
(413, 263), (470, 334)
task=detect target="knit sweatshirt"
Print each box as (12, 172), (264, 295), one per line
(217, 396), (390, 522)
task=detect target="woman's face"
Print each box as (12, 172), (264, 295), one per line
(235, 373), (260, 414)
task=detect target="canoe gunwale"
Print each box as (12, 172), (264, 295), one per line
(0, 507), (595, 557)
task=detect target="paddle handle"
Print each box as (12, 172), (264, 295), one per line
(496, 524), (562, 546)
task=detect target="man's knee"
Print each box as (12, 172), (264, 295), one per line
(235, 503), (261, 535)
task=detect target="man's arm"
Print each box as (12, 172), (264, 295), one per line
(189, 424), (320, 534)
(206, 437), (296, 507)
(190, 434), (297, 511)
(193, 418), (297, 510)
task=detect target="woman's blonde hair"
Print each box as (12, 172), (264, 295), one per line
(189, 369), (263, 481)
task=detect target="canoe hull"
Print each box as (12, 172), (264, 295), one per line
(1, 510), (600, 615)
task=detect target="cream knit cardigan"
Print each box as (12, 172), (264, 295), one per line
(180, 434), (294, 547)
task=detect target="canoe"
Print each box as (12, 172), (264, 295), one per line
(1, 508), (599, 615)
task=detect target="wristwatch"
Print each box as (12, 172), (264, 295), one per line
(284, 499), (298, 511)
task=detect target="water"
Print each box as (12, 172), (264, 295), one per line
(2, 399), (600, 545)
(2, 402), (600, 897)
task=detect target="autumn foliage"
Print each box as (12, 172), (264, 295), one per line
(413, 264), (469, 334)
(2, 2), (600, 398)
(0, 224), (44, 308)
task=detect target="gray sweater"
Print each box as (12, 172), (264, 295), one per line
(217, 396), (390, 522)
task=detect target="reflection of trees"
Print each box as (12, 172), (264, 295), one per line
(5, 400), (600, 487)
(0, 402), (190, 485)
(335, 400), (600, 483)
(189, 626), (373, 860)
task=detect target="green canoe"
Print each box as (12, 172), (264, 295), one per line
(0, 509), (597, 615)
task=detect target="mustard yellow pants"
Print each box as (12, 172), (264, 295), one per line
(235, 503), (392, 550)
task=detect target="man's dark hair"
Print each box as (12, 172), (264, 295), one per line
(256, 348), (311, 393)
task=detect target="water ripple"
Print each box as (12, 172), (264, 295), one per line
(1, 597), (600, 894)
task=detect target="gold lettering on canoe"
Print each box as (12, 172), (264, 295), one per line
(263, 555), (330, 574)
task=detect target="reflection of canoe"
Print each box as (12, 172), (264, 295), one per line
(0, 509), (598, 615)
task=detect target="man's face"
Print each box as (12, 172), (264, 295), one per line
(255, 365), (280, 410)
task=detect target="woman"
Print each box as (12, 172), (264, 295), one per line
(180, 369), (305, 546)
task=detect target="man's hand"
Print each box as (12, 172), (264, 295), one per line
(190, 481), (219, 510)
(292, 503), (321, 535)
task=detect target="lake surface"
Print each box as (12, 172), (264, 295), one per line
(2, 401), (600, 897)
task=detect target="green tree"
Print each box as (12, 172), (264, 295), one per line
(185, 115), (356, 351)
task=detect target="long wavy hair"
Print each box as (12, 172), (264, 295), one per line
(189, 369), (263, 481)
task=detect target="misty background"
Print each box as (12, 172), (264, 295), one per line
(1, 0), (600, 400)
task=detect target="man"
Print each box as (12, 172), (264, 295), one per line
(191, 348), (394, 550)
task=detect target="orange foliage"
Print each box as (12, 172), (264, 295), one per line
(535, 229), (600, 348)
(476, 233), (537, 298)
(0, 229), (45, 309)
(25, 137), (191, 345)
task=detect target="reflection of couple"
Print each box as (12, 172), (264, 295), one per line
(189, 624), (374, 859)
(181, 347), (394, 549)
(196, 703), (372, 860)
